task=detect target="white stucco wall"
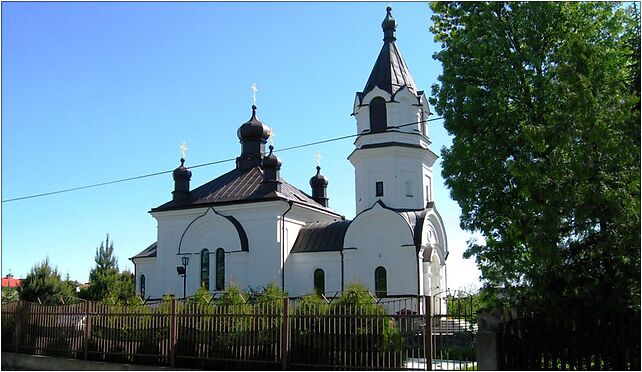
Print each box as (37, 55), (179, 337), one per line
(343, 202), (419, 296)
(139, 199), (340, 299)
(284, 251), (342, 296)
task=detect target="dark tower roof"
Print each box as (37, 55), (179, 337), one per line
(360, 6), (418, 99)
(173, 158), (192, 181)
(237, 105), (271, 142)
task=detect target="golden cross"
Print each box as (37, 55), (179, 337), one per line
(268, 129), (275, 147)
(315, 151), (321, 167)
(251, 83), (258, 106)
(179, 142), (188, 159)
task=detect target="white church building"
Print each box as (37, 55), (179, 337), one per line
(131, 7), (448, 304)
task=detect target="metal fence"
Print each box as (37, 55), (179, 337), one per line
(1, 295), (478, 370)
(497, 308), (641, 370)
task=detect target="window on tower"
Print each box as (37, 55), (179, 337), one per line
(369, 97), (387, 133)
(376, 181), (384, 197)
(405, 180), (413, 197)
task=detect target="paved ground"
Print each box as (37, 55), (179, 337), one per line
(405, 358), (477, 370)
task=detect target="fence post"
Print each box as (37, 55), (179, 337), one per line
(424, 296), (432, 371)
(477, 310), (501, 370)
(169, 298), (177, 367)
(14, 301), (23, 354)
(281, 297), (289, 370)
(83, 301), (92, 360)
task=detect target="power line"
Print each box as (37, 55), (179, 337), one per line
(1, 116), (444, 203)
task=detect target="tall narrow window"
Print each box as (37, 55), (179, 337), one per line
(405, 180), (413, 197)
(140, 275), (146, 299)
(200, 249), (210, 290)
(376, 181), (384, 197)
(375, 266), (387, 297)
(369, 97), (387, 133)
(215, 248), (225, 291)
(314, 269), (325, 295)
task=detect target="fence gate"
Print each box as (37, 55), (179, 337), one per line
(430, 295), (478, 371)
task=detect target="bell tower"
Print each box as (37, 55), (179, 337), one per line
(348, 7), (438, 214)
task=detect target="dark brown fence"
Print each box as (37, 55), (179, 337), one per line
(2, 295), (478, 370)
(497, 309), (641, 370)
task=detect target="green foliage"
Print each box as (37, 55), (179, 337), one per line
(18, 258), (77, 304)
(289, 282), (404, 367)
(430, 2), (640, 313)
(81, 235), (139, 305)
(190, 286), (213, 305)
(2, 287), (19, 303)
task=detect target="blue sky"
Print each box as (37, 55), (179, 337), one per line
(1, 1), (481, 292)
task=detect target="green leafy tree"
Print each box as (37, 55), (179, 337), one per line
(430, 2), (640, 312)
(18, 258), (76, 304)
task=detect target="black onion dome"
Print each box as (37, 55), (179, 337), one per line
(237, 105), (272, 142)
(263, 145), (282, 168)
(310, 166), (328, 187)
(382, 6), (396, 41)
(173, 158), (192, 180)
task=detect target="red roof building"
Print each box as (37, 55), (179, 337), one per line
(2, 274), (22, 288)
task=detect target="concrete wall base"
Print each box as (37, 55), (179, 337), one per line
(1, 352), (192, 371)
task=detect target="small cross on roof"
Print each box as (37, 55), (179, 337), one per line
(180, 142), (188, 159)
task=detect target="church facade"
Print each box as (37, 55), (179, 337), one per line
(131, 7), (448, 305)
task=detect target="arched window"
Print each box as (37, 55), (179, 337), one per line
(369, 97), (387, 133)
(200, 249), (210, 290)
(215, 248), (225, 291)
(140, 275), (146, 299)
(375, 266), (387, 297)
(314, 269), (325, 295)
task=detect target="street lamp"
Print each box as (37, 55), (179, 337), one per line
(176, 256), (189, 299)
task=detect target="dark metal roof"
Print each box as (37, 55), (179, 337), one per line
(152, 166), (340, 216)
(291, 220), (352, 253)
(359, 36), (417, 100)
(130, 242), (157, 260)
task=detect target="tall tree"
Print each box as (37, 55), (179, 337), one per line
(430, 2), (640, 312)
(18, 258), (76, 304)
(82, 234), (138, 304)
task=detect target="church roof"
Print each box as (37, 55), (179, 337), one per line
(130, 241), (157, 260)
(152, 166), (340, 215)
(291, 220), (352, 253)
(358, 7), (418, 100)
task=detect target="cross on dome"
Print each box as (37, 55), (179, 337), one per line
(179, 142), (188, 159)
(315, 151), (321, 167)
(251, 83), (258, 106)
(268, 129), (275, 146)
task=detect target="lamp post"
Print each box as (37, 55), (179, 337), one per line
(176, 256), (189, 299)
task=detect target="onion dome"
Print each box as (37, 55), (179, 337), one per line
(382, 6), (396, 41)
(310, 166), (328, 187)
(310, 166), (329, 207)
(263, 145), (282, 169)
(172, 158), (192, 203)
(262, 145), (282, 193)
(173, 158), (192, 181)
(237, 105), (272, 142)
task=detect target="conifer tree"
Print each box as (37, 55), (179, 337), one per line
(19, 258), (76, 304)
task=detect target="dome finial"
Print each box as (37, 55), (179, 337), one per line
(382, 6), (396, 41)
